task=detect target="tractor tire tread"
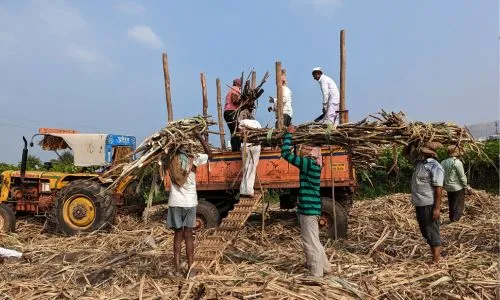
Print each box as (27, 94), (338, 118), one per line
(0, 204), (16, 232)
(196, 199), (220, 229)
(55, 179), (116, 235)
(321, 197), (348, 239)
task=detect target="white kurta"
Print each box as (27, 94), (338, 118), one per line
(271, 85), (293, 117)
(318, 74), (340, 125)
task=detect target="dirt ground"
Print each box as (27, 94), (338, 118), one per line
(1, 191), (498, 299)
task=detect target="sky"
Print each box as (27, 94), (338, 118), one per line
(0, 0), (498, 164)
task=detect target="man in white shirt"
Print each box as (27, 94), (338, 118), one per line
(269, 77), (293, 127)
(312, 67), (340, 125)
(167, 133), (211, 277)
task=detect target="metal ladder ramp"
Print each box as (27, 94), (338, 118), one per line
(193, 192), (264, 272)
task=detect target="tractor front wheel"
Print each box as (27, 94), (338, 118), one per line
(0, 204), (16, 233)
(55, 180), (116, 236)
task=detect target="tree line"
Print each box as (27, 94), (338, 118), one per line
(1, 140), (498, 197)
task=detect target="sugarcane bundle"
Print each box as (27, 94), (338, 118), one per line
(103, 116), (214, 189)
(239, 110), (484, 169)
(234, 71), (270, 119)
(38, 135), (69, 151)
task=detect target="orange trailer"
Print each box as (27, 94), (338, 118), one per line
(164, 146), (356, 238)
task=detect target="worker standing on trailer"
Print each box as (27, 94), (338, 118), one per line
(441, 145), (471, 222)
(403, 142), (444, 264)
(224, 78), (242, 152)
(269, 74), (293, 127)
(281, 125), (331, 277)
(167, 133), (212, 278)
(239, 115), (262, 197)
(311, 67), (340, 125)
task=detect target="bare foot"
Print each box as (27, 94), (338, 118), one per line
(167, 270), (184, 278)
(426, 259), (441, 266)
(188, 269), (199, 278)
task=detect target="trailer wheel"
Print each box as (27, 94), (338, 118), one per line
(195, 199), (219, 230)
(55, 180), (116, 236)
(0, 204), (16, 233)
(319, 197), (348, 239)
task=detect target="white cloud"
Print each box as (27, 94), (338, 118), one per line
(64, 44), (113, 75)
(128, 25), (163, 49)
(116, 1), (145, 15)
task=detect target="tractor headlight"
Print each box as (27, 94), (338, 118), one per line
(41, 182), (51, 192)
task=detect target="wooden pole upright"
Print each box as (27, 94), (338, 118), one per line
(275, 61), (284, 129)
(216, 78), (226, 151)
(200, 73), (209, 141)
(339, 30), (348, 123)
(162, 53), (173, 122)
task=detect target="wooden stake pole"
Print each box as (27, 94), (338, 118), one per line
(162, 53), (173, 122)
(251, 71), (256, 89)
(339, 30), (348, 124)
(216, 78), (226, 151)
(200, 73), (209, 141)
(275, 61), (284, 130)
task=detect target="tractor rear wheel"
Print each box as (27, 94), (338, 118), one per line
(319, 197), (348, 239)
(55, 180), (116, 236)
(194, 199), (220, 230)
(0, 204), (16, 233)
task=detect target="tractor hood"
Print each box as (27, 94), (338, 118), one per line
(48, 134), (108, 167)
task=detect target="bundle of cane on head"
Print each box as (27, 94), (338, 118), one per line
(103, 116), (215, 190)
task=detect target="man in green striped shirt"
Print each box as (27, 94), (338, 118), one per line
(281, 125), (331, 277)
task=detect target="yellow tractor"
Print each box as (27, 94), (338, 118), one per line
(0, 128), (143, 235)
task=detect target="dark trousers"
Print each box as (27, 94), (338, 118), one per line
(448, 189), (465, 222)
(275, 114), (292, 128)
(224, 110), (240, 152)
(415, 205), (441, 247)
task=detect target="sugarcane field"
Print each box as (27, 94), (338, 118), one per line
(0, 2), (499, 300)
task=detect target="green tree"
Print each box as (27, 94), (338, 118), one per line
(0, 162), (18, 173)
(49, 151), (77, 172)
(52, 151), (74, 165)
(17, 155), (43, 171)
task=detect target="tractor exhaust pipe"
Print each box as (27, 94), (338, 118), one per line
(21, 136), (28, 179)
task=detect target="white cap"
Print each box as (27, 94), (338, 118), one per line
(312, 67), (322, 72)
